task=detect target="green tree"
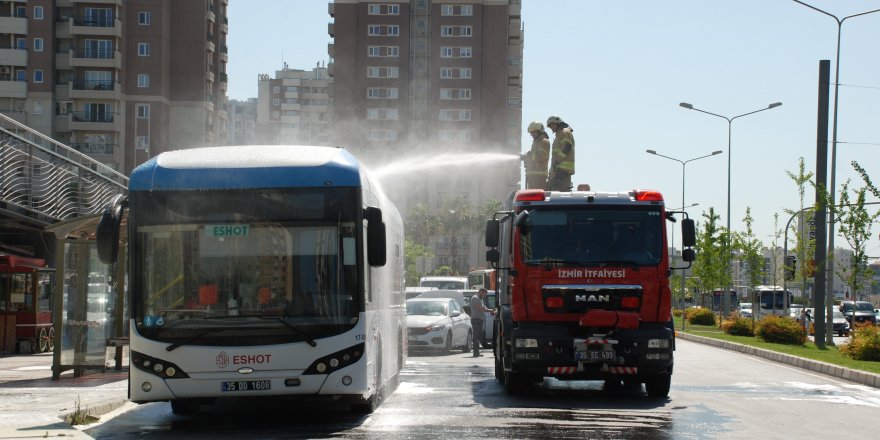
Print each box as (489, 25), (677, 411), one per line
(832, 178), (879, 302)
(784, 157), (816, 303)
(404, 240), (434, 286)
(405, 203), (440, 247)
(692, 207), (729, 307)
(438, 195), (477, 275)
(734, 207), (765, 320)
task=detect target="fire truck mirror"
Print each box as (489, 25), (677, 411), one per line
(486, 249), (500, 263)
(681, 218), (696, 248)
(682, 248), (696, 262)
(485, 219), (499, 247)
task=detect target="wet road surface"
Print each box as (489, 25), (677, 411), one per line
(84, 339), (880, 439)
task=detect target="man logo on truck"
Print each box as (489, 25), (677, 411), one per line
(575, 294), (611, 302)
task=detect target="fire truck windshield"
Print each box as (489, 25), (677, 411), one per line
(519, 208), (663, 266)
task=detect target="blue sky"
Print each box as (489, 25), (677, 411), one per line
(227, 1), (880, 261)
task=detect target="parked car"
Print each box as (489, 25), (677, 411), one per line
(789, 304), (804, 319)
(838, 301), (877, 327)
(875, 309), (880, 325)
(405, 298), (472, 354)
(738, 302), (753, 318)
(804, 308), (850, 337)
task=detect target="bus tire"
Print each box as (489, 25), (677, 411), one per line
(352, 345), (383, 413)
(170, 399), (200, 415)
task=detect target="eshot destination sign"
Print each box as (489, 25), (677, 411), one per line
(207, 224), (250, 237)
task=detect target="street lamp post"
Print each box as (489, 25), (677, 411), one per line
(646, 149), (722, 329)
(791, 0), (880, 346)
(679, 102), (782, 317)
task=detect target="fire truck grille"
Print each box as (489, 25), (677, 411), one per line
(542, 285), (642, 313)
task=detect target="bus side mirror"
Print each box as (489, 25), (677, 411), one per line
(681, 218), (696, 248)
(96, 195), (126, 264)
(485, 219), (499, 247)
(365, 207), (386, 267)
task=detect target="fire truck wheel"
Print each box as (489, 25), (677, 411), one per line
(645, 373), (672, 398)
(38, 327), (49, 352)
(495, 354), (504, 383)
(47, 327), (55, 352)
(503, 370), (530, 394)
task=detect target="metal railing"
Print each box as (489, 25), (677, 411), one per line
(71, 111), (116, 123)
(0, 113), (127, 224)
(71, 80), (115, 91)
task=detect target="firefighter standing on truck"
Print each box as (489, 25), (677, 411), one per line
(522, 121), (550, 189)
(546, 115), (575, 191)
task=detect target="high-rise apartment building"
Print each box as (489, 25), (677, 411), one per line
(327, 0), (523, 274)
(227, 98), (257, 145)
(255, 64), (332, 145)
(0, 0), (228, 174)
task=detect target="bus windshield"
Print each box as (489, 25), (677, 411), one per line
(519, 207), (663, 266)
(131, 188), (360, 345)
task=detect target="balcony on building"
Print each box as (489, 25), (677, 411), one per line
(220, 45), (228, 62)
(0, 48), (27, 67)
(327, 43), (334, 58)
(206, 36), (215, 53)
(70, 48), (122, 69)
(68, 15), (122, 38)
(328, 3), (334, 17)
(221, 15), (228, 34)
(70, 0), (123, 5)
(0, 77), (27, 98)
(0, 14), (27, 35)
(69, 79), (121, 100)
(70, 142), (115, 156)
(0, 108), (27, 124)
(69, 110), (121, 131)
(328, 23), (334, 38)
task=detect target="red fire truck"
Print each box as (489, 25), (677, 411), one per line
(485, 189), (695, 397)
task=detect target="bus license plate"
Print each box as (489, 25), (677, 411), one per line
(575, 350), (616, 362)
(221, 380), (271, 392)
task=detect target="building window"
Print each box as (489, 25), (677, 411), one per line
(368, 24), (400, 36)
(34, 6), (44, 20)
(367, 129), (398, 141)
(440, 109), (471, 121)
(440, 67), (472, 79)
(136, 103), (150, 118)
(33, 38), (44, 52)
(441, 4), (474, 16)
(441, 25), (472, 37)
(366, 108), (399, 120)
(138, 12), (151, 25)
(137, 74), (149, 88)
(136, 136), (149, 150)
(440, 88), (472, 100)
(138, 43), (150, 56)
(439, 130), (471, 142)
(367, 66), (400, 78)
(440, 46), (472, 58)
(286, 86), (298, 93)
(273, 98), (280, 106)
(367, 87), (399, 99)
(33, 101), (44, 115)
(368, 46), (399, 57)
(273, 86), (280, 94)
(33, 70), (44, 83)
(368, 4), (400, 15)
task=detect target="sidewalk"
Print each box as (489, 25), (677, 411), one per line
(0, 351), (128, 440)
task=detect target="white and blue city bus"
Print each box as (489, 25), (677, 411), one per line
(97, 145), (405, 414)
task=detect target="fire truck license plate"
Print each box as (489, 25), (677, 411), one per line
(575, 351), (616, 362)
(221, 380), (271, 392)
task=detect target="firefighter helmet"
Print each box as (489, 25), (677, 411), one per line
(527, 121), (544, 133)
(546, 115), (564, 126)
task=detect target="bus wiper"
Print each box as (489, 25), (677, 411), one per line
(166, 328), (228, 352)
(259, 316), (318, 347)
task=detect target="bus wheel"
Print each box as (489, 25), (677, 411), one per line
(352, 347), (383, 413)
(38, 327), (49, 352)
(645, 373), (672, 398)
(170, 399), (201, 415)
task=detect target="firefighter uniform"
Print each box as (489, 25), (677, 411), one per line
(548, 118), (575, 192)
(524, 122), (550, 190)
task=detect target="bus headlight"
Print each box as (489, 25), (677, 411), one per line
(304, 343), (365, 375)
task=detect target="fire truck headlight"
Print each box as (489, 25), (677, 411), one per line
(515, 338), (538, 348)
(141, 382), (152, 392)
(648, 339), (670, 349)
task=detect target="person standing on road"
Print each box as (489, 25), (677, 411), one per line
(470, 288), (494, 357)
(522, 121), (550, 190)
(546, 115), (575, 191)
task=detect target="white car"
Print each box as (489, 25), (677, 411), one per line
(406, 298), (472, 354)
(738, 302), (753, 318)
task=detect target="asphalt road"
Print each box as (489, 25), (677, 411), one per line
(83, 339), (880, 439)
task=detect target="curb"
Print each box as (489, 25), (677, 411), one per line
(678, 332), (880, 389)
(63, 397), (129, 425)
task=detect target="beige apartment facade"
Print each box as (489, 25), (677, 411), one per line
(0, 0), (228, 175)
(255, 64), (332, 146)
(328, 0), (523, 274)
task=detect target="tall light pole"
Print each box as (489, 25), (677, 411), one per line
(679, 102), (782, 317)
(791, 0), (880, 345)
(646, 148), (722, 327)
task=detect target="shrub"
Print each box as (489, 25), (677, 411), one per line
(756, 315), (806, 345)
(688, 307), (716, 326)
(673, 309), (684, 318)
(839, 324), (880, 362)
(721, 316), (755, 337)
